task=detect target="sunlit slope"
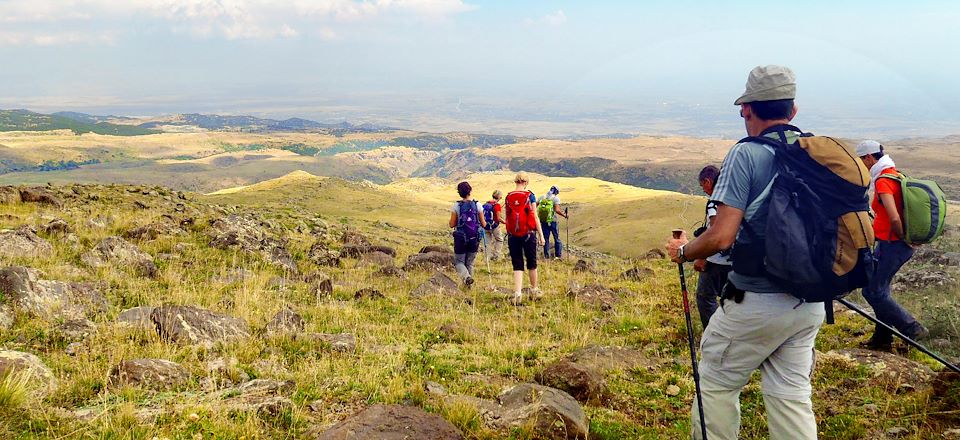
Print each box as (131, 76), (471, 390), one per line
(203, 171), (448, 231)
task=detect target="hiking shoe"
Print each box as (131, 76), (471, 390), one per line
(509, 293), (523, 306)
(861, 336), (893, 352)
(464, 277), (474, 287)
(906, 323), (930, 341)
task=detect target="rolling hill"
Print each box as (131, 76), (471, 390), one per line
(0, 109), (156, 136)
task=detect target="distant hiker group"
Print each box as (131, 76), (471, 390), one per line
(666, 65), (949, 440)
(447, 172), (569, 305)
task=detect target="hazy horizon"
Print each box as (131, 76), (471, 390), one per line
(2, 0), (958, 139)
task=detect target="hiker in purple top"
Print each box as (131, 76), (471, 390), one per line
(449, 181), (486, 287)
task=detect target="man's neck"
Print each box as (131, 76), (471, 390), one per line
(748, 119), (792, 137)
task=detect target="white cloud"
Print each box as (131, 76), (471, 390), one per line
(0, 0), (476, 46)
(523, 9), (567, 27)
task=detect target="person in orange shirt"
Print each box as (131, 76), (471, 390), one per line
(856, 140), (928, 350)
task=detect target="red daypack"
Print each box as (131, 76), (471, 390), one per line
(505, 191), (537, 237)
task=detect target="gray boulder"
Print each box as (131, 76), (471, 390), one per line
(410, 271), (460, 297)
(116, 306), (155, 329)
(315, 404), (463, 440)
(309, 241), (341, 267)
(485, 384), (588, 440)
(109, 359), (190, 390)
(18, 187), (62, 208)
(536, 360), (606, 404)
(208, 215), (298, 274)
(217, 379), (296, 417)
(0, 266), (108, 320)
(82, 236), (157, 277)
(151, 305), (250, 347)
(0, 350), (58, 396)
(0, 226), (53, 258)
(264, 307), (305, 334)
(54, 318), (97, 342)
(403, 252), (455, 271)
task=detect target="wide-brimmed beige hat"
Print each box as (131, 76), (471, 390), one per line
(734, 65), (796, 105)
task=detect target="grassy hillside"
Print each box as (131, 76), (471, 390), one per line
(0, 110), (156, 136)
(0, 179), (956, 439)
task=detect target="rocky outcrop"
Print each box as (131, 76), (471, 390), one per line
(0, 186), (21, 204)
(217, 379), (296, 417)
(81, 236), (157, 277)
(109, 359), (190, 390)
(410, 271), (460, 297)
(566, 283), (619, 311)
(0, 350), (58, 396)
(40, 218), (72, 236)
(573, 259), (598, 273)
(315, 404), (464, 440)
(893, 268), (956, 291)
(341, 229), (371, 247)
(821, 348), (935, 389)
(151, 305), (250, 347)
(404, 252), (455, 271)
(536, 346), (652, 404)
(0, 226), (53, 257)
(309, 241), (341, 267)
(340, 245), (397, 259)
(208, 215), (298, 274)
(116, 306), (155, 329)
(54, 318), (97, 342)
(484, 384), (588, 440)
(0, 266), (107, 320)
(264, 307), (305, 335)
(18, 187), (62, 208)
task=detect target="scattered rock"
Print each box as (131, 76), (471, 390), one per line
(376, 266), (406, 278)
(566, 283), (619, 311)
(109, 359), (190, 390)
(536, 359), (606, 403)
(0, 350), (58, 396)
(644, 248), (666, 260)
(264, 307), (305, 334)
(81, 236), (157, 277)
(619, 266), (654, 281)
(410, 271), (461, 297)
(425, 381), (447, 395)
(403, 252), (455, 271)
(358, 251), (395, 267)
(886, 426), (909, 437)
(0, 266), (108, 320)
(309, 241), (342, 267)
(54, 318), (97, 342)
(314, 404), (464, 440)
(0, 226), (53, 257)
(218, 379), (296, 417)
(151, 304), (251, 347)
(86, 215), (112, 229)
(665, 384), (681, 396)
(573, 259), (598, 273)
(19, 187), (62, 208)
(208, 215), (298, 274)
(298, 332), (357, 352)
(485, 383), (588, 440)
(40, 218), (72, 235)
(303, 271), (334, 297)
(419, 245), (453, 254)
(822, 348), (934, 388)
(341, 229), (371, 247)
(0, 186), (21, 204)
(893, 268), (956, 291)
(355, 288), (385, 300)
(340, 245), (397, 259)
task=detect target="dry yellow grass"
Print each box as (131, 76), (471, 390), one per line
(482, 136), (732, 166)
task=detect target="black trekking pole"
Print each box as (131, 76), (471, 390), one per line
(565, 207), (570, 259)
(678, 263), (709, 439)
(837, 298), (960, 373)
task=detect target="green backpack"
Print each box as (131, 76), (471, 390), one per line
(878, 173), (948, 244)
(537, 198), (555, 224)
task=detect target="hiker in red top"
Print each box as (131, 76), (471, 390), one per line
(504, 172), (545, 305)
(856, 140), (928, 350)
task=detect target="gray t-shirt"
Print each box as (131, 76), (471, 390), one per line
(704, 202), (731, 266)
(711, 130), (801, 293)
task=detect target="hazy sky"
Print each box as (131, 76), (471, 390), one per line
(1, 0), (958, 137)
